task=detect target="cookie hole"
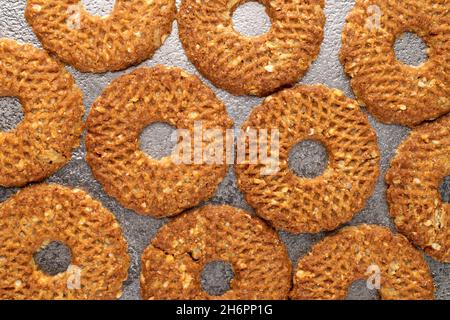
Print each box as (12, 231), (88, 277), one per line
(232, 2), (271, 37)
(288, 140), (328, 179)
(0, 97), (24, 132)
(346, 279), (380, 300)
(440, 176), (450, 204)
(139, 122), (178, 160)
(201, 261), (234, 296)
(33, 241), (72, 276)
(394, 32), (428, 67)
(81, 0), (115, 17)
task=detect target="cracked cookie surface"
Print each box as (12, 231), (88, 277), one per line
(140, 205), (291, 300)
(386, 116), (449, 262)
(0, 184), (129, 300)
(0, 39), (84, 187)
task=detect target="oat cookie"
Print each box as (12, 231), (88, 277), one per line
(340, 0), (450, 127)
(386, 116), (449, 262)
(235, 85), (380, 233)
(86, 66), (233, 217)
(291, 225), (435, 300)
(140, 205), (291, 300)
(0, 39), (84, 187)
(26, 0), (176, 72)
(0, 184), (130, 300)
(177, 0), (325, 96)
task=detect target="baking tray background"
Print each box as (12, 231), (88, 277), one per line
(0, 0), (448, 300)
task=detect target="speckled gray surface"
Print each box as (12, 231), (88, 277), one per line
(288, 140), (329, 179)
(0, 0), (448, 300)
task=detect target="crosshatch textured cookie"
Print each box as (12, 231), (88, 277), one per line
(0, 184), (130, 300)
(0, 39), (84, 187)
(140, 205), (291, 300)
(235, 85), (380, 233)
(386, 116), (449, 262)
(178, 0), (325, 96)
(291, 225), (435, 300)
(340, 0), (450, 127)
(86, 66), (233, 217)
(25, 0), (176, 72)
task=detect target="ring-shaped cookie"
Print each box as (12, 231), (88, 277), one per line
(25, 0), (176, 72)
(340, 0), (450, 126)
(140, 205), (291, 299)
(178, 0), (325, 96)
(386, 116), (449, 262)
(235, 85), (380, 233)
(86, 66), (233, 217)
(0, 184), (130, 300)
(0, 39), (84, 187)
(290, 225), (435, 300)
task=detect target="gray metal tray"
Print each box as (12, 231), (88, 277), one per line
(0, 0), (448, 300)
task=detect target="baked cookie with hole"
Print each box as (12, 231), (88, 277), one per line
(86, 66), (233, 217)
(178, 0), (325, 96)
(340, 0), (450, 127)
(140, 205), (291, 300)
(291, 225), (435, 300)
(386, 116), (449, 262)
(235, 85), (380, 233)
(25, 0), (176, 72)
(0, 39), (84, 187)
(0, 184), (130, 300)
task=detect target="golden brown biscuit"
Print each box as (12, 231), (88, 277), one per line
(340, 0), (450, 127)
(291, 225), (435, 300)
(86, 66), (233, 218)
(0, 39), (84, 187)
(386, 116), (449, 262)
(235, 85), (380, 233)
(0, 184), (130, 300)
(140, 205), (291, 300)
(25, 0), (176, 72)
(177, 0), (325, 96)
